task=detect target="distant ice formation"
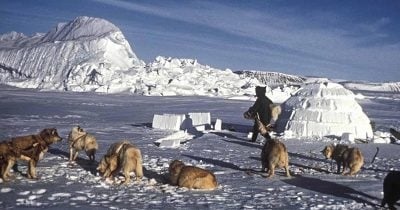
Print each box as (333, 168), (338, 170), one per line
(0, 16), (298, 99)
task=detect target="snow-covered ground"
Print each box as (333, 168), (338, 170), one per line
(0, 85), (399, 209)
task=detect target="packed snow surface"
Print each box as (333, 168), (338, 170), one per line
(0, 85), (400, 209)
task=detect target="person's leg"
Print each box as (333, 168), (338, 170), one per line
(251, 123), (259, 142)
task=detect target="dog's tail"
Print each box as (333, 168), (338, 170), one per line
(135, 149), (143, 179)
(371, 147), (379, 164)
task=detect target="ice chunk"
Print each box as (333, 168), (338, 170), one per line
(214, 119), (222, 131)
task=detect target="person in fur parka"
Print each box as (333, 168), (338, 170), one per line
(244, 86), (273, 142)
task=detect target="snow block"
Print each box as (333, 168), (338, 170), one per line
(159, 139), (181, 148)
(194, 125), (206, 131)
(341, 132), (355, 143)
(152, 112), (211, 131)
(188, 112), (211, 126)
(214, 119), (222, 131)
(152, 114), (185, 131)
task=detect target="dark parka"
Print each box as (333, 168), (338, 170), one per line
(247, 86), (273, 142)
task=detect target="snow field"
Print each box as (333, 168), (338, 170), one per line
(0, 87), (399, 209)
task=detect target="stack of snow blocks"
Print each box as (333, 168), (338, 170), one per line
(152, 112), (211, 148)
(152, 112), (211, 131)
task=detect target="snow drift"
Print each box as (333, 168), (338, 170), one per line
(276, 81), (374, 139)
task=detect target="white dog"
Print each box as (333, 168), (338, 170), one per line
(68, 126), (98, 161)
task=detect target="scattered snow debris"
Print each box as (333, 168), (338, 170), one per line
(247, 132), (253, 139)
(18, 191), (31, 196)
(32, 189), (47, 195)
(0, 188), (13, 193)
(71, 196), (88, 201)
(28, 195), (42, 200)
(277, 82), (374, 139)
(159, 139), (181, 148)
(373, 131), (391, 143)
(155, 130), (194, 148)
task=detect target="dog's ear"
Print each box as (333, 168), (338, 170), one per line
(51, 128), (57, 135)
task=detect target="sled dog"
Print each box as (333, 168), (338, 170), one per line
(97, 140), (143, 184)
(322, 144), (364, 175)
(381, 171), (400, 210)
(244, 104), (281, 127)
(68, 126), (98, 161)
(0, 141), (21, 181)
(261, 139), (290, 178)
(6, 128), (62, 179)
(168, 159), (218, 190)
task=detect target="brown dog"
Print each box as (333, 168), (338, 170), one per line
(261, 139), (290, 178)
(381, 171), (400, 210)
(68, 126), (98, 161)
(5, 128), (62, 179)
(97, 140), (143, 184)
(168, 160), (218, 190)
(322, 144), (364, 176)
(0, 141), (21, 181)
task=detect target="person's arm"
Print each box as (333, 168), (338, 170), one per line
(248, 98), (261, 113)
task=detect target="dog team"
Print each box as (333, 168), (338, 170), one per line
(0, 124), (397, 209)
(0, 126), (217, 190)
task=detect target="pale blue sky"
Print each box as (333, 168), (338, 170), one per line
(1, 0), (399, 82)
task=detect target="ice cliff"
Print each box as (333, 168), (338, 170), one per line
(0, 16), (144, 91)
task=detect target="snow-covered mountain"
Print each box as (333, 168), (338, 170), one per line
(0, 16), (144, 91)
(235, 70), (305, 87)
(341, 81), (400, 92)
(0, 16), (297, 100)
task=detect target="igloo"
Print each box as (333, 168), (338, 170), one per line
(276, 82), (373, 139)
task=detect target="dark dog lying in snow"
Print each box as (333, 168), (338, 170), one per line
(381, 171), (400, 210)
